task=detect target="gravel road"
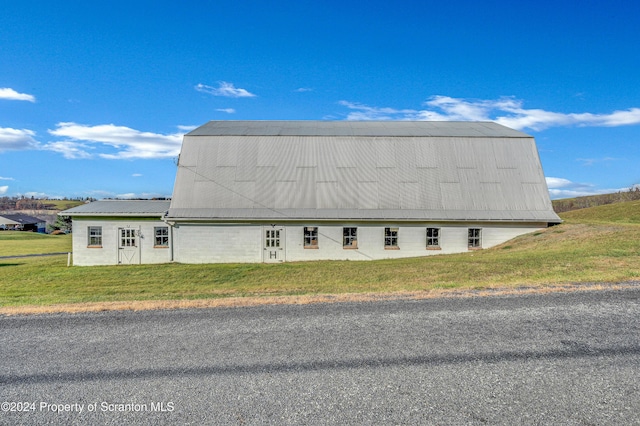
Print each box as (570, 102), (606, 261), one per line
(1, 287), (639, 425)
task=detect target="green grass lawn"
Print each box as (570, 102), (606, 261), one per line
(0, 232), (71, 256)
(43, 199), (86, 210)
(1, 201), (639, 307)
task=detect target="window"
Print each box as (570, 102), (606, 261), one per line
(343, 227), (357, 248)
(384, 227), (399, 249)
(154, 227), (169, 247)
(426, 227), (440, 249)
(468, 228), (482, 249)
(304, 227), (318, 249)
(120, 229), (136, 247)
(265, 229), (281, 248)
(88, 226), (102, 247)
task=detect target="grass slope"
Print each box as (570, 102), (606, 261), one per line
(559, 199), (640, 223)
(1, 201), (639, 308)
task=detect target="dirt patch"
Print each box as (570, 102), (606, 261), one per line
(1, 281), (638, 316)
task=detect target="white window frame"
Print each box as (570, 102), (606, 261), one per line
(468, 228), (482, 249)
(154, 226), (169, 247)
(88, 226), (102, 247)
(304, 227), (318, 249)
(384, 227), (399, 249)
(343, 227), (358, 249)
(426, 227), (440, 249)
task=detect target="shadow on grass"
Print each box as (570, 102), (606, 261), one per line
(0, 263), (23, 267)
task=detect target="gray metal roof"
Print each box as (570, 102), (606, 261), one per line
(0, 213), (45, 225)
(60, 200), (171, 217)
(187, 120), (531, 138)
(169, 121), (560, 223)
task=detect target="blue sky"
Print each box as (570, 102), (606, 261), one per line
(1, 0), (639, 200)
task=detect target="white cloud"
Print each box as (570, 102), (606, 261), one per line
(338, 101), (419, 121)
(545, 177), (575, 189)
(0, 88), (35, 102)
(0, 186), (8, 195)
(132, 173), (142, 177)
(85, 190), (116, 198)
(421, 96), (501, 121)
(295, 87), (313, 92)
(339, 96), (640, 131)
(0, 176), (15, 181)
(22, 191), (47, 198)
(117, 193), (137, 199)
(85, 190), (171, 199)
(46, 122), (183, 160)
(195, 82), (256, 98)
(177, 125), (198, 132)
(0, 127), (39, 151)
(216, 108), (236, 114)
(576, 157), (618, 166)
(44, 141), (93, 159)
(8, 191), (65, 199)
(545, 176), (629, 199)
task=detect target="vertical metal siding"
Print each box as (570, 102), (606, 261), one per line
(168, 130), (560, 222)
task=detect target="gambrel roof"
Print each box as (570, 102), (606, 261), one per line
(167, 121), (561, 223)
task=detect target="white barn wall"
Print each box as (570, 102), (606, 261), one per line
(283, 223), (546, 261)
(71, 218), (547, 265)
(72, 218), (171, 266)
(173, 224), (262, 263)
(170, 222), (547, 264)
(481, 225), (542, 249)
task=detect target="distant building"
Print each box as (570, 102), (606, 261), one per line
(0, 213), (47, 232)
(61, 121), (561, 265)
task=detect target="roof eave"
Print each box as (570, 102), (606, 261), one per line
(164, 216), (560, 224)
(59, 212), (167, 217)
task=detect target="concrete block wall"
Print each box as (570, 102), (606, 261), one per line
(173, 224), (263, 263)
(72, 219), (171, 266)
(72, 218), (546, 265)
(172, 221), (546, 263)
(283, 222), (544, 262)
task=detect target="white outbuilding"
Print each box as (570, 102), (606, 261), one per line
(62, 120), (561, 265)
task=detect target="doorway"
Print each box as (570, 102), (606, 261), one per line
(118, 227), (140, 264)
(263, 227), (285, 262)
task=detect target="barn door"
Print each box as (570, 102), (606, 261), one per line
(263, 227), (285, 263)
(118, 227), (140, 264)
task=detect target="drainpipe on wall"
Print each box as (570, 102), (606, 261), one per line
(169, 223), (175, 262)
(163, 212), (175, 262)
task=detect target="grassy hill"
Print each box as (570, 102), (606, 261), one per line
(559, 199), (640, 223)
(44, 199), (86, 211)
(0, 197), (86, 212)
(1, 200), (639, 310)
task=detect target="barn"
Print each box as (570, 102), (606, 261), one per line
(62, 120), (561, 265)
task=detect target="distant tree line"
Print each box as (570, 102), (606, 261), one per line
(0, 196), (95, 211)
(104, 197), (171, 201)
(553, 185), (640, 213)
